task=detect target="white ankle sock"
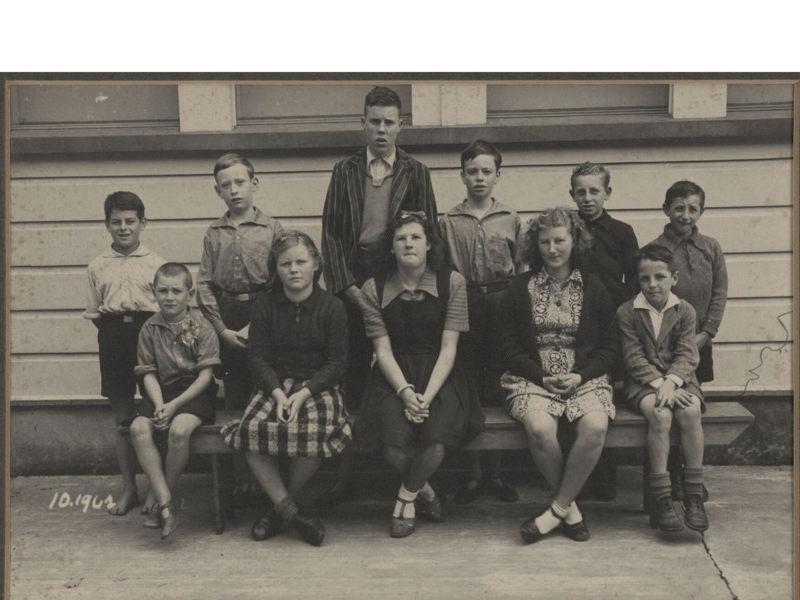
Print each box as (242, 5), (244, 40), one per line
(534, 501), (567, 534)
(394, 483), (417, 519)
(564, 501), (583, 525)
(419, 482), (435, 501)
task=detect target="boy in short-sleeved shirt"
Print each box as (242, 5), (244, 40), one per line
(84, 191), (165, 516)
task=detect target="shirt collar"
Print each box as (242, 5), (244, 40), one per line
(535, 267), (583, 288)
(274, 283), (322, 310)
(633, 291), (681, 315)
(211, 206), (271, 229)
(580, 210), (612, 230)
(661, 223), (700, 246)
(381, 267), (438, 308)
(101, 243), (153, 259)
(366, 146), (397, 169)
(150, 308), (197, 330)
(448, 198), (510, 218)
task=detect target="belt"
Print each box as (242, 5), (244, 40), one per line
(101, 311), (152, 323)
(220, 290), (261, 302)
(467, 280), (510, 295)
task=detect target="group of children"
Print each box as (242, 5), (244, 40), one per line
(84, 87), (727, 547)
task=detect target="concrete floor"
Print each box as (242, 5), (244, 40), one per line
(8, 466), (794, 600)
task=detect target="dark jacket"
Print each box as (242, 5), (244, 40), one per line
(497, 269), (619, 386)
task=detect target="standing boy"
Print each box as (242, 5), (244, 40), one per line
(569, 162), (639, 500)
(84, 191), (165, 515)
(439, 139), (521, 504)
(319, 86), (438, 508)
(197, 153), (284, 505)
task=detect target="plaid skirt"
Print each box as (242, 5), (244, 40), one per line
(220, 378), (351, 458)
(501, 372), (615, 423)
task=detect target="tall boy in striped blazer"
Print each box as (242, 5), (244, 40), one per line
(319, 86), (438, 508)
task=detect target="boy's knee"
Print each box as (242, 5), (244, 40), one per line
(675, 401), (702, 422)
(168, 421), (196, 447)
(646, 407), (674, 432)
(129, 418), (152, 442)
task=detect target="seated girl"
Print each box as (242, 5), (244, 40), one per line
(353, 211), (484, 538)
(221, 231), (350, 546)
(497, 207), (618, 544)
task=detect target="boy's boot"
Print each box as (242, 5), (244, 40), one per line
(649, 472), (683, 532)
(682, 467), (709, 532)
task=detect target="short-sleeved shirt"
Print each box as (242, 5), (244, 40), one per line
(653, 224), (728, 337)
(196, 207), (284, 333)
(83, 244), (165, 319)
(135, 310), (221, 387)
(438, 199), (523, 283)
(359, 268), (469, 339)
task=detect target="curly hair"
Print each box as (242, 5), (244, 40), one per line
(570, 161), (611, 190)
(266, 230), (324, 290)
(522, 207), (594, 273)
(367, 211), (446, 278)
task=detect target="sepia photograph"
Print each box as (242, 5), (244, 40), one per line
(4, 77), (797, 599)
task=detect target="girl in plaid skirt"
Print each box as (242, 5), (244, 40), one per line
(221, 231), (350, 546)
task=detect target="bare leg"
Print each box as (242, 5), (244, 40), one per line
(288, 457), (324, 496)
(520, 411), (563, 493)
(554, 411), (608, 508)
(674, 396), (704, 469)
(245, 452), (289, 505)
(109, 398), (139, 515)
(640, 395), (673, 473)
(164, 413), (203, 495)
(130, 417), (171, 507)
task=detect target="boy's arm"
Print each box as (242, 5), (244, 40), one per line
(142, 373), (165, 410)
(665, 303), (701, 383)
(246, 293), (283, 396)
(616, 305), (666, 386)
(135, 327), (164, 408)
(303, 297), (348, 397)
(161, 368), (214, 413)
(196, 232), (225, 334)
(321, 165), (356, 296)
(512, 212), (524, 275)
(702, 241), (729, 337)
(83, 268), (102, 325)
(621, 223), (641, 302)
(496, 280), (547, 385)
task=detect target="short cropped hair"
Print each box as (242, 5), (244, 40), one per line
(664, 180), (706, 210)
(522, 207), (594, 273)
(214, 153), (255, 181)
(154, 262), (193, 290)
(364, 86), (402, 115)
(369, 211), (445, 277)
(570, 162), (611, 190)
(461, 139), (502, 171)
(104, 191), (145, 224)
(635, 244), (675, 272)
(267, 230), (324, 289)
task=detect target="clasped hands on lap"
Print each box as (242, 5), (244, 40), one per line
(542, 373), (582, 398)
(400, 387), (431, 423)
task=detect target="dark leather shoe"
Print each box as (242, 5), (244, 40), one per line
(290, 510), (326, 546)
(650, 496), (684, 532)
(486, 477), (519, 503)
(452, 479), (481, 505)
(251, 506), (283, 541)
(520, 507), (557, 544)
(315, 479), (357, 510)
(683, 494), (709, 532)
(562, 518), (590, 542)
(416, 490), (444, 523)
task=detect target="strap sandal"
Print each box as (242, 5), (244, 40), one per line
(520, 507), (558, 544)
(390, 497), (416, 538)
(562, 517), (590, 542)
(159, 500), (179, 540)
(143, 503), (161, 529)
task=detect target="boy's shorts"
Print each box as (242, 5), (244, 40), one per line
(130, 376), (218, 426)
(626, 383), (706, 414)
(97, 312), (154, 412)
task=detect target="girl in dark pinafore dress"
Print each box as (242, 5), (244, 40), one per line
(353, 211), (484, 538)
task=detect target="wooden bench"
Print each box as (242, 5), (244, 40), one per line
(130, 401), (752, 534)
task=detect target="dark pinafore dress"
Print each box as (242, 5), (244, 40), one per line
(353, 269), (484, 455)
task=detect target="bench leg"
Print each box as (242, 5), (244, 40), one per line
(642, 450), (651, 514)
(212, 454), (226, 535)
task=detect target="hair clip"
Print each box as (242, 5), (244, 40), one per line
(399, 210), (427, 221)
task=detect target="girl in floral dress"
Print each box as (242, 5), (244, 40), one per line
(497, 207), (618, 544)
(221, 231), (350, 546)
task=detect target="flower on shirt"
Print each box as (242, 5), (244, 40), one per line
(177, 314), (201, 351)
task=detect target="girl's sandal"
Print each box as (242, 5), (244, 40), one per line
(390, 497), (416, 538)
(143, 503), (160, 529)
(159, 500), (179, 540)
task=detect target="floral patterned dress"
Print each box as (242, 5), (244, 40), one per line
(501, 269), (615, 422)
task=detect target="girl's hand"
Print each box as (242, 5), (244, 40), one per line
(285, 392), (308, 423)
(273, 390), (291, 424)
(673, 388), (696, 408)
(400, 389), (428, 420)
(552, 373), (582, 396)
(655, 379), (677, 411)
(154, 402), (177, 429)
(542, 377), (563, 395)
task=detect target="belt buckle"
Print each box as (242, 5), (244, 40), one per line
(122, 315), (134, 323)
(237, 293), (250, 302)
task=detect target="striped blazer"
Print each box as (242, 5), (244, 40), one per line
(321, 147), (437, 295)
